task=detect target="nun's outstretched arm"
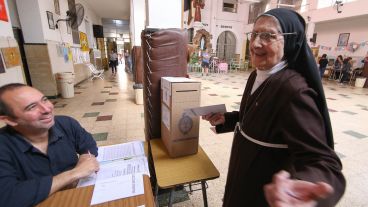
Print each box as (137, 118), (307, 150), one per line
(264, 171), (333, 207)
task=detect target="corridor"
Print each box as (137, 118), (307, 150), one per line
(48, 66), (368, 206)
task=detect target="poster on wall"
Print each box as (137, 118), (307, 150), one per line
(1, 47), (21, 68)
(0, 0), (9, 22)
(79, 32), (89, 51)
(0, 52), (5, 73)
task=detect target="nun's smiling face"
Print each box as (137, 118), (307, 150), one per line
(249, 16), (284, 70)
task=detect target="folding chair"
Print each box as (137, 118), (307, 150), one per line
(86, 63), (104, 80)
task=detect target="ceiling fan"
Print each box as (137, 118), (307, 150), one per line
(334, 0), (343, 13)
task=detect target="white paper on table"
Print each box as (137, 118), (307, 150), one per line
(184, 104), (227, 116)
(77, 172), (97, 187)
(97, 141), (145, 162)
(97, 157), (150, 180)
(90, 174), (144, 205)
(77, 157), (150, 188)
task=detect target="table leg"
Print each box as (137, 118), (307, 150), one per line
(168, 188), (175, 207)
(201, 181), (208, 207)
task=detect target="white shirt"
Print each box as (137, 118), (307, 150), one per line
(251, 61), (287, 94)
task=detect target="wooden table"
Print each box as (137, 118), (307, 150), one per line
(149, 139), (220, 207)
(36, 175), (154, 207)
(37, 142), (155, 207)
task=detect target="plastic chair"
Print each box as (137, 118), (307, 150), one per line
(218, 63), (228, 74)
(86, 63), (104, 80)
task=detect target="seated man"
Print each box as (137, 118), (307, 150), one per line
(0, 83), (100, 207)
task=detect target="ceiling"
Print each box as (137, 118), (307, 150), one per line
(84, 0), (130, 20)
(83, 0), (131, 37)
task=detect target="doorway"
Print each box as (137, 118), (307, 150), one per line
(216, 31), (236, 62)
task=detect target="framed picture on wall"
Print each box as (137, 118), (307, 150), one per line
(47, 11), (55, 30)
(337, 33), (350, 47)
(54, 0), (60, 15)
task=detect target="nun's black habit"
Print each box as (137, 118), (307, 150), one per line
(216, 8), (345, 207)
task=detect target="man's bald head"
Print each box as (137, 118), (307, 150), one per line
(0, 83), (27, 117)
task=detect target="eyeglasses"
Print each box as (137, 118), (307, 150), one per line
(246, 32), (297, 43)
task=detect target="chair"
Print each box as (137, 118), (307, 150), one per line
(209, 57), (219, 73)
(349, 68), (363, 86)
(230, 58), (239, 72)
(86, 63), (104, 80)
(218, 62), (228, 74)
(328, 65), (342, 81)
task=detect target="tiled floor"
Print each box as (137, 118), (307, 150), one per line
(51, 64), (367, 206)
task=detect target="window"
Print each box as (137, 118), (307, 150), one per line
(223, 2), (237, 13)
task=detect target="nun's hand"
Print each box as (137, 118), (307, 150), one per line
(264, 171), (333, 207)
(202, 113), (225, 126)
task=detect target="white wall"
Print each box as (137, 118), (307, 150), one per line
(15, 0), (45, 43)
(146, 0), (182, 29)
(314, 17), (368, 60)
(0, 0), (25, 86)
(7, 0), (20, 28)
(130, 0), (145, 46)
(184, 0), (249, 56)
(77, 0), (102, 48)
(302, 0), (368, 62)
(302, 0), (368, 24)
(17, 0), (101, 46)
(47, 40), (74, 73)
(11, 0), (102, 87)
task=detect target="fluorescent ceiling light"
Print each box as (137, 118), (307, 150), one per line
(277, 3), (295, 8)
(237, 0), (261, 4)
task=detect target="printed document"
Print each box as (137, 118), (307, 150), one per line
(97, 141), (145, 162)
(77, 157), (150, 187)
(90, 174), (144, 205)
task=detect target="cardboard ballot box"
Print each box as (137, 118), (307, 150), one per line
(161, 77), (201, 158)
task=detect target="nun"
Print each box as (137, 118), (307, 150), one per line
(203, 8), (345, 207)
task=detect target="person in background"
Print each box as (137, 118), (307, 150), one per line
(339, 57), (353, 84)
(331, 55), (344, 80)
(109, 50), (118, 76)
(202, 8), (345, 207)
(201, 49), (210, 76)
(0, 83), (99, 207)
(319, 54), (329, 79)
(124, 50), (131, 72)
(118, 53), (123, 64)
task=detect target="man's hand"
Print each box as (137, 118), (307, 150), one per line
(202, 113), (225, 126)
(50, 153), (99, 195)
(72, 154), (100, 179)
(264, 170), (333, 207)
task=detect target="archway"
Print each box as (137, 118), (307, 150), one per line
(216, 31), (236, 62)
(192, 29), (212, 51)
